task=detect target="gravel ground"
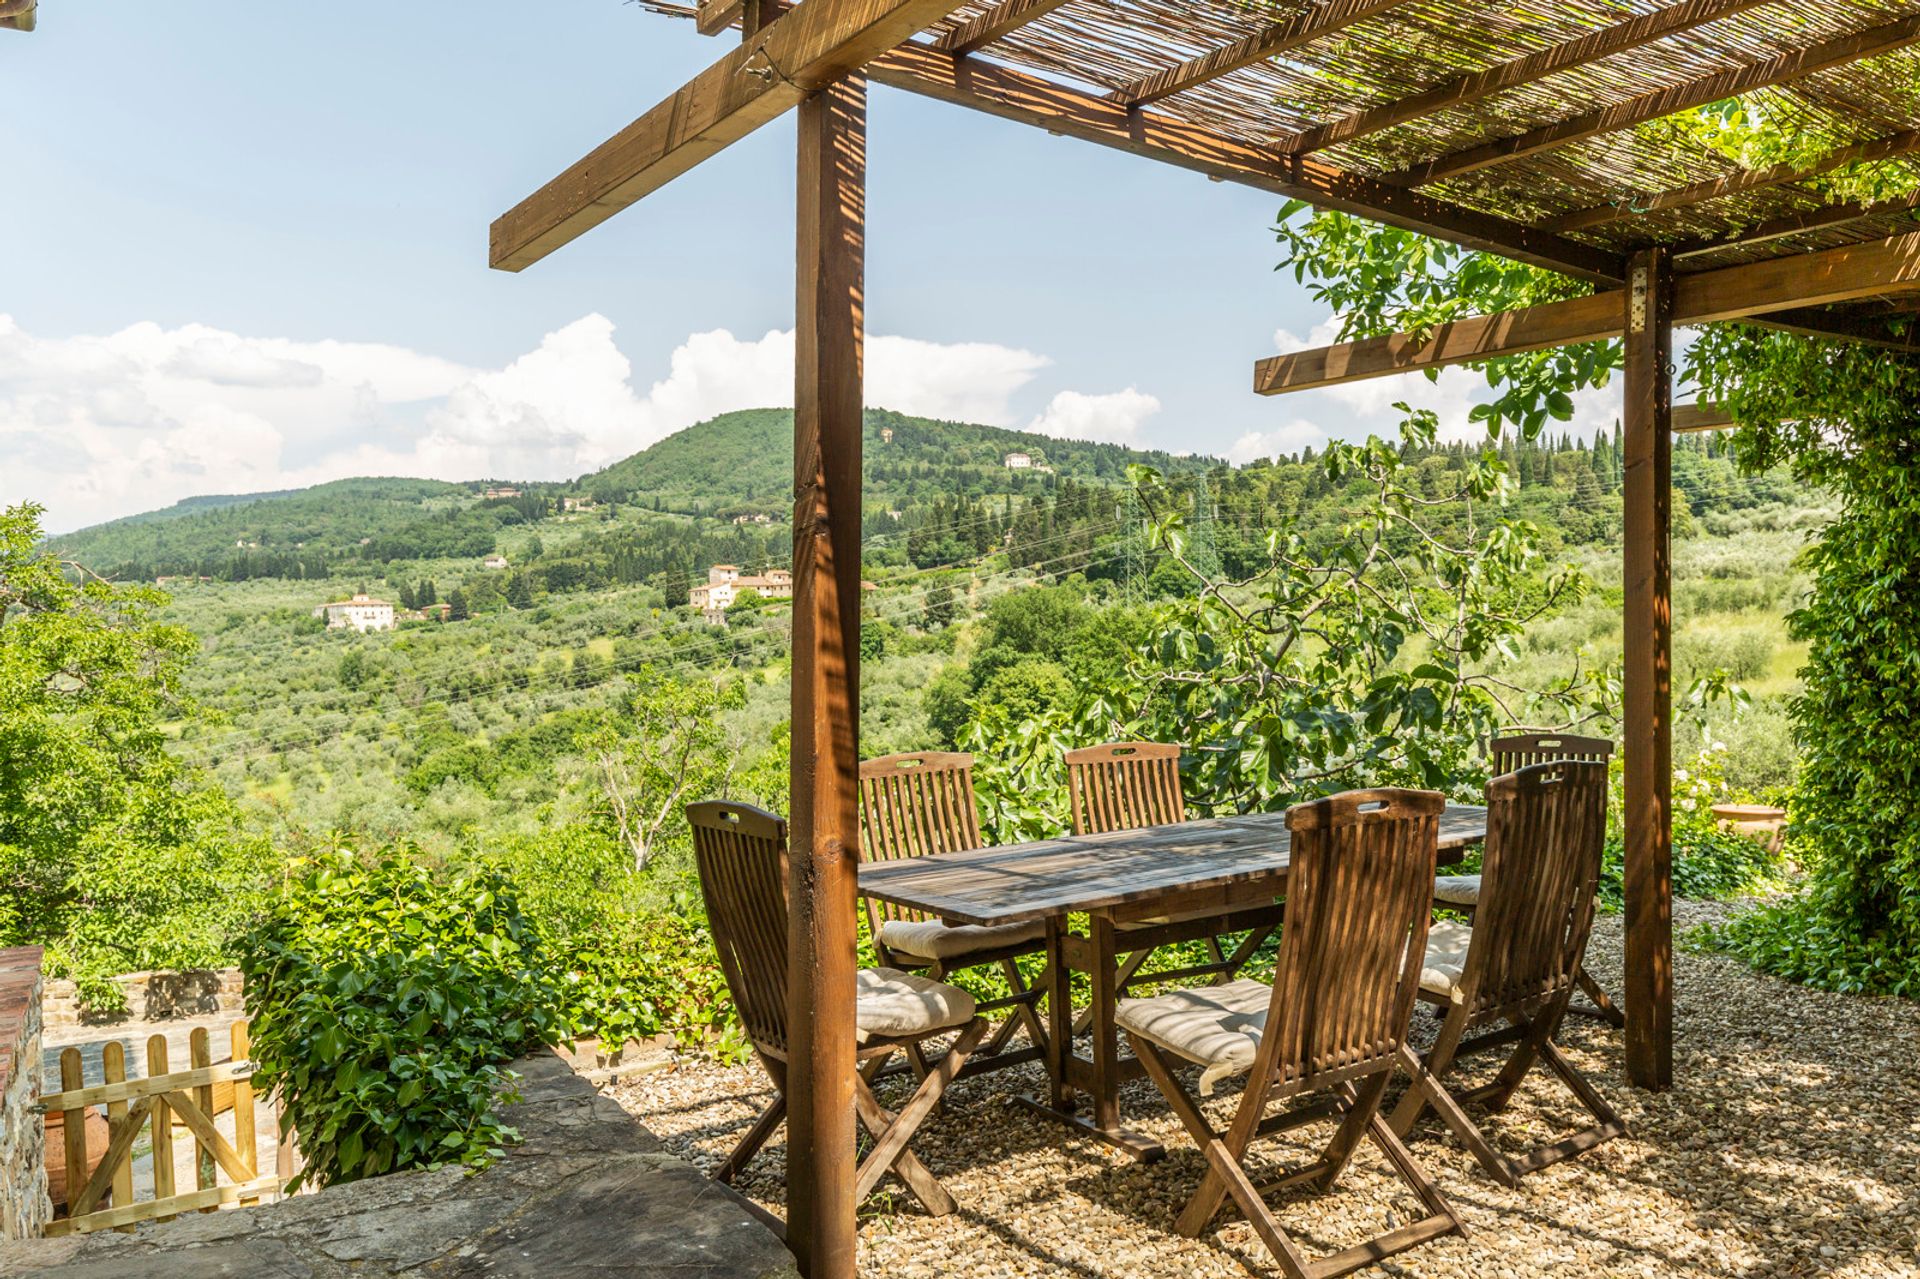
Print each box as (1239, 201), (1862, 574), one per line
(611, 905), (1920, 1278)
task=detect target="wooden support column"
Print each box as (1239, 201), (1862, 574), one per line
(787, 75), (867, 1279)
(1622, 247), (1674, 1091)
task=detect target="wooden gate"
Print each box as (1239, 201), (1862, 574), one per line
(42, 1020), (288, 1236)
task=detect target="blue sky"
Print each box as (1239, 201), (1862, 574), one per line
(2, 2), (1612, 532)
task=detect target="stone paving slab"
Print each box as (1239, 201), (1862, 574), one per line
(0, 1052), (797, 1279)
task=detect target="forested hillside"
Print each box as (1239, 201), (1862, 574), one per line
(6, 407), (1828, 1027)
(96, 415), (1814, 854)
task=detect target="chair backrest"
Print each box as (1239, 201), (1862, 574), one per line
(1253, 789), (1444, 1096)
(1065, 741), (1186, 836)
(1460, 761), (1609, 1018)
(857, 752), (982, 930)
(687, 800), (790, 1061)
(1487, 730), (1614, 777)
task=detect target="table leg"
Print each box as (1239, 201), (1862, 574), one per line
(1045, 915), (1073, 1112)
(1090, 914), (1121, 1134)
(1015, 913), (1163, 1162)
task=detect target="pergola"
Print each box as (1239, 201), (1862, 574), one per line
(489, 1), (1920, 1272)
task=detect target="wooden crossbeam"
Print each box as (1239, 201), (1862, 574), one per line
(1274, 0), (1777, 156)
(696, 0), (750, 35)
(1254, 292), (1624, 393)
(1546, 129), (1920, 233)
(1254, 228), (1920, 392)
(1672, 189), (1920, 257)
(935, 0), (1070, 55)
(869, 41), (1625, 284)
(1672, 401), (1734, 432)
(1385, 12), (1920, 188)
(1109, 0), (1406, 107)
(490, 0), (958, 270)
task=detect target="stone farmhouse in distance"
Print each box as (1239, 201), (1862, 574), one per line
(316, 594), (396, 633)
(689, 565), (793, 614)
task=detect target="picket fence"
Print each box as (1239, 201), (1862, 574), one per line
(41, 1019), (292, 1236)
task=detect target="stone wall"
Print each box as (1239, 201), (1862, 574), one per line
(0, 946), (49, 1241)
(40, 967), (242, 1034)
(0, 1050), (797, 1278)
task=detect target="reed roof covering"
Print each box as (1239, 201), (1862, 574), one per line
(940, 0), (1920, 263)
(650, 0), (1920, 320)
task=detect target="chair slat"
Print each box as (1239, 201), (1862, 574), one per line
(687, 801), (791, 1060)
(858, 752), (985, 930)
(1064, 741), (1185, 836)
(1260, 790), (1442, 1091)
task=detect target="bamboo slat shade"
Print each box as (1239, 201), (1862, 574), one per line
(643, 0), (1920, 320)
(1065, 741), (1186, 835)
(1489, 730), (1616, 777)
(1261, 788), (1443, 1089)
(911, 0), (1920, 260)
(858, 751), (984, 931)
(1464, 762), (1610, 1017)
(688, 800), (794, 1060)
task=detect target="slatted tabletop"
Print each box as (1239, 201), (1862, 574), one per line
(858, 804), (1488, 927)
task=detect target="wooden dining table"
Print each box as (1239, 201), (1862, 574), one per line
(858, 803), (1490, 1160)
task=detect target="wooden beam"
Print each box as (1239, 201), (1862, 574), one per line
(1110, 0), (1406, 107)
(1274, 0), (1777, 156)
(787, 75), (867, 1279)
(1546, 129), (1920, 234)
(1672, 189), (1920, 258)
(1622, 247), (1675, 1093)
(696, 0), (749, 35)
(1385, 13), (1920, 188)
(1677, 226), (1920, 320)
(1253, 228), (1920, 393)
(1672, 401), (1734, 432)
(489, 0), (956, 271)
(1254, 291), (1623, 393)
(934, 0), (1070, 55)
(868, 42), (1625, 284)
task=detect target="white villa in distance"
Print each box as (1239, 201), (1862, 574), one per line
(1003, 451), (1033, 469)
(316, 594), (395, 633)
(689, 564), (793, 613)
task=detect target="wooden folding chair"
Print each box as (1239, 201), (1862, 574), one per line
(1391, 761), (1627, 1188)
(687, 800), (989, 1218)
(1120, 789), (1468, 1279)
(1433, 730), (1624, 1027)
(1065, 742), (1278, 1017)
(858, 751), (1050, 1076)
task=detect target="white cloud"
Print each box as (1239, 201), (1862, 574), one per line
(1026, 387), (1161, 445)
(0, 314), (1057, 532)
(1226, 418), (1325, 464)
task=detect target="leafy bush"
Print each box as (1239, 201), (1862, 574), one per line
(240, 849), (564, 1188)
(0, 502), (276, 1008)
(471, 827), (742, 1055)
(1691, 324), (1920, 996)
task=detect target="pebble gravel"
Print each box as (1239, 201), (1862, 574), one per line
(610, 906), (1920, 1278)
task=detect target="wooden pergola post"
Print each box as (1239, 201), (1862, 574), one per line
(786, 75), (868, 1279)
(1621, 246), (1675, 1090)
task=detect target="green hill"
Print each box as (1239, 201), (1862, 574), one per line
(53, 477), (485, 581)
(51, 409), (1215, 583)
(582, 407), (1213, 517)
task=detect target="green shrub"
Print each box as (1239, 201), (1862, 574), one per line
(468, 827), (746, 1057)
(1597, 826), (1780, 912)
(240, 849), (564, 1189)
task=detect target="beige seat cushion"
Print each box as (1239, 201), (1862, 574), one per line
(1116, 978), (1272, 1094)
(1432, 874), (1481, 907)
(1419, 919), (1475, 998)
(855, 967), (976, 1044)
(878, 917), (1045, 962)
